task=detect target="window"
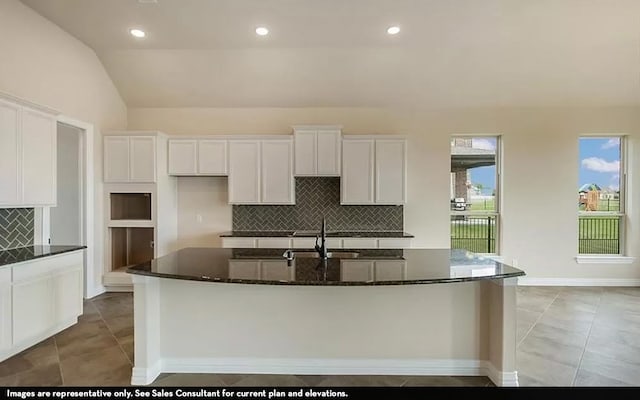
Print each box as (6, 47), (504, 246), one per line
(450, 136), (500, 254)
(578, 136), (625, 255)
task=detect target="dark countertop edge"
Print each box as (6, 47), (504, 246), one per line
(0, 246), (87, 268)
(127, 268), (525, 286)
(219, 231), (415, 238)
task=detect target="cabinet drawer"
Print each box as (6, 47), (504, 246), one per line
(374, 260), (407, 281)
(0, 268), (10, 285)
(222, 238), (256, 248)
(340, 260), (374, 282)
(342, 238), (378, 249)
(256, 238), (291, 248)
(377, 238), (412, 249)
(228, 260), (260, 280)
(291, 238), (317, 249)
(12, 251), (83, 283)
(326, 238), (342, 249)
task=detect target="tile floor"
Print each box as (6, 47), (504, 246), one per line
(0, 286), (638, 386)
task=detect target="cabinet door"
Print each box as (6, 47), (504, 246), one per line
(374, 260), (406, 281)
(261, 260), (293, 282)
(52, 267), (83, 323)
(316, 129), (341, 176)
(261, 140), (294, 204)
(104, 136), (130, 182)
(294, 129), (316, 176)
(21, 108), (56, 206)
(0, 269), (11, 352)
(12, 276), (53, 345)
(341, 140), (374, 204)
(198, 140), (227, 175)
(228, 141), (261, 204)
(168, 139), (197, 175)
(340, 260), (374, 282)
(375, 139), (407, 204)
(0, 99), (20, 206)
(228, 260), (260, 280)
(129, 136), (156, 182)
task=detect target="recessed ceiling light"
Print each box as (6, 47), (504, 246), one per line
(130, 29), (146, 38)
(255, 27), (269, 36)
(387, 26), (400, 35)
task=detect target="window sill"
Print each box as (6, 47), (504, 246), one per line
(575, 255), (635, 264)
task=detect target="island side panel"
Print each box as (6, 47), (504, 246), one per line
(486, 277), (518, 386)
(132, 275), (162, 385)
(152, 279), (491, 376)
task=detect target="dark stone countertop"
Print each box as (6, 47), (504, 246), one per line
(219, 231), (415, 238)
(127, 247), (524, 286)
(0, 245), (87, 267)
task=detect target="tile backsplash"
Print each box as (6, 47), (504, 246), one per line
(0, 208), (35, 250)
(233, 177), (403, 231)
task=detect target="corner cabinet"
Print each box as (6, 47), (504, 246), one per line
(228, 138), (294, 205)
(294, 126), (341, 176)
(341, 136), (407, 205)
(104, 133), (158, 183)
(0, 97), (57, 208)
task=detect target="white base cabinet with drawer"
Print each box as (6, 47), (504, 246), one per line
(222, 236), (412, 249)
(0, 251), (84, 362)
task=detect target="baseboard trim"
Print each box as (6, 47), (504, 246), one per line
(154, 357), (514, 386)
(131, 361), (162, 386)
(485, 362), (518, 387)
(518, 277), (640, 287)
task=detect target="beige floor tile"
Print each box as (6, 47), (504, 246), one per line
(0, 338), (58, 378)
(59, 344), (132, 386)
(578, 350), (640, 386)
(516, 349), (577, 386)
(518, 334), (585, 368)
(232, 374), (309, 387)
(526, 322), (589, 348)
(402, 375), (488, 387)
(573, 368), (631, 386)
(0, 363), (62, 386)
(315, 375), (405, 387)
(517, 308), (542, 325)
(151, 373), (227, 386)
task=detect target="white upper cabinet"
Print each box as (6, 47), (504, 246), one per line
(261, 140), (295, 204)
(294, 126), (341, 176)
(228, 140), (261, 204)
(198, 140), (227, 175)
(341, 139), (375, 204)
(168, 139), (227, 176)
(168, 139), (197, 175)
(0, 97), (57, 208)
(228, 138), (295, 205)
(0, 99), (21, 206)
(104, 133), (160, 183)
(375, 139), (407, 204)
(341, 136), (407, 205)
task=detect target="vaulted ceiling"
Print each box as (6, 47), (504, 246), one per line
(21, 0), (640, 108)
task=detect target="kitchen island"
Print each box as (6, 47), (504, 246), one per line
(127, 248), (524, 386)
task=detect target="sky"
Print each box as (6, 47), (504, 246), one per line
(454, 137), (621, 196)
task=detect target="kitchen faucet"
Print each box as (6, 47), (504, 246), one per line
(314, 217), (328, 259)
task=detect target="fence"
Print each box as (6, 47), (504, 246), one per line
(451, 215), (621, 255)
(578, 216), (620, 254)
(450, 215), (496, 253)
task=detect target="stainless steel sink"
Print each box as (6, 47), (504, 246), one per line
(283, 251), (360, 259)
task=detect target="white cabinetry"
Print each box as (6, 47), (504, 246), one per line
(341, 139), (375, 204)
(340, 259), (406, 282)
(294, 126), (341, 176)
(228, 139), (294, 205)
(222, 236), (411, 249)
(1, 251), (83, 362)
(228, 260), (294, 281)
(168, 139), (227, 176)
(0, 97), (57, 208)
(341, 136), (407, 205)
(104, 133), (158, 183)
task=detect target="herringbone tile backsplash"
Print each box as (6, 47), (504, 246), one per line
(0, 208), (35, 250)
(233, 178), (403, 231)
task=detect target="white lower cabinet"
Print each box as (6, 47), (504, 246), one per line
(342, 238), (378, 249)
(374, 260), (407, 281)
(228, 260), (261, 280)
(221, 238), (257, 248)
(1, 251), (83, 362)
(223, 237), (411, 249)
(340, 260), (374, 282)
(228, 260), (294, 282)
(256, 238), (291, 249)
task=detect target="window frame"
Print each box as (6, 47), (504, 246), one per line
(450, 134), (502, 255)
(577, 135), (627, 256)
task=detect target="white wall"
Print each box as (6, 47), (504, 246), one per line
(128, 106), (640, 282)
(0, 0), (127, 296)
(50, 123), (81, 246)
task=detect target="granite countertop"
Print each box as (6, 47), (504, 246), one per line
(0, 245), (87, 267)
(219, 231), (415, 238)
(127, 247), (524, 286)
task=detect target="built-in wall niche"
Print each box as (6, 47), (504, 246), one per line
(110, 227), (154, 272)
(110, 193), (152, 220)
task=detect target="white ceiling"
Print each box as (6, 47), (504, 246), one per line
(21, 0), (640, 108)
